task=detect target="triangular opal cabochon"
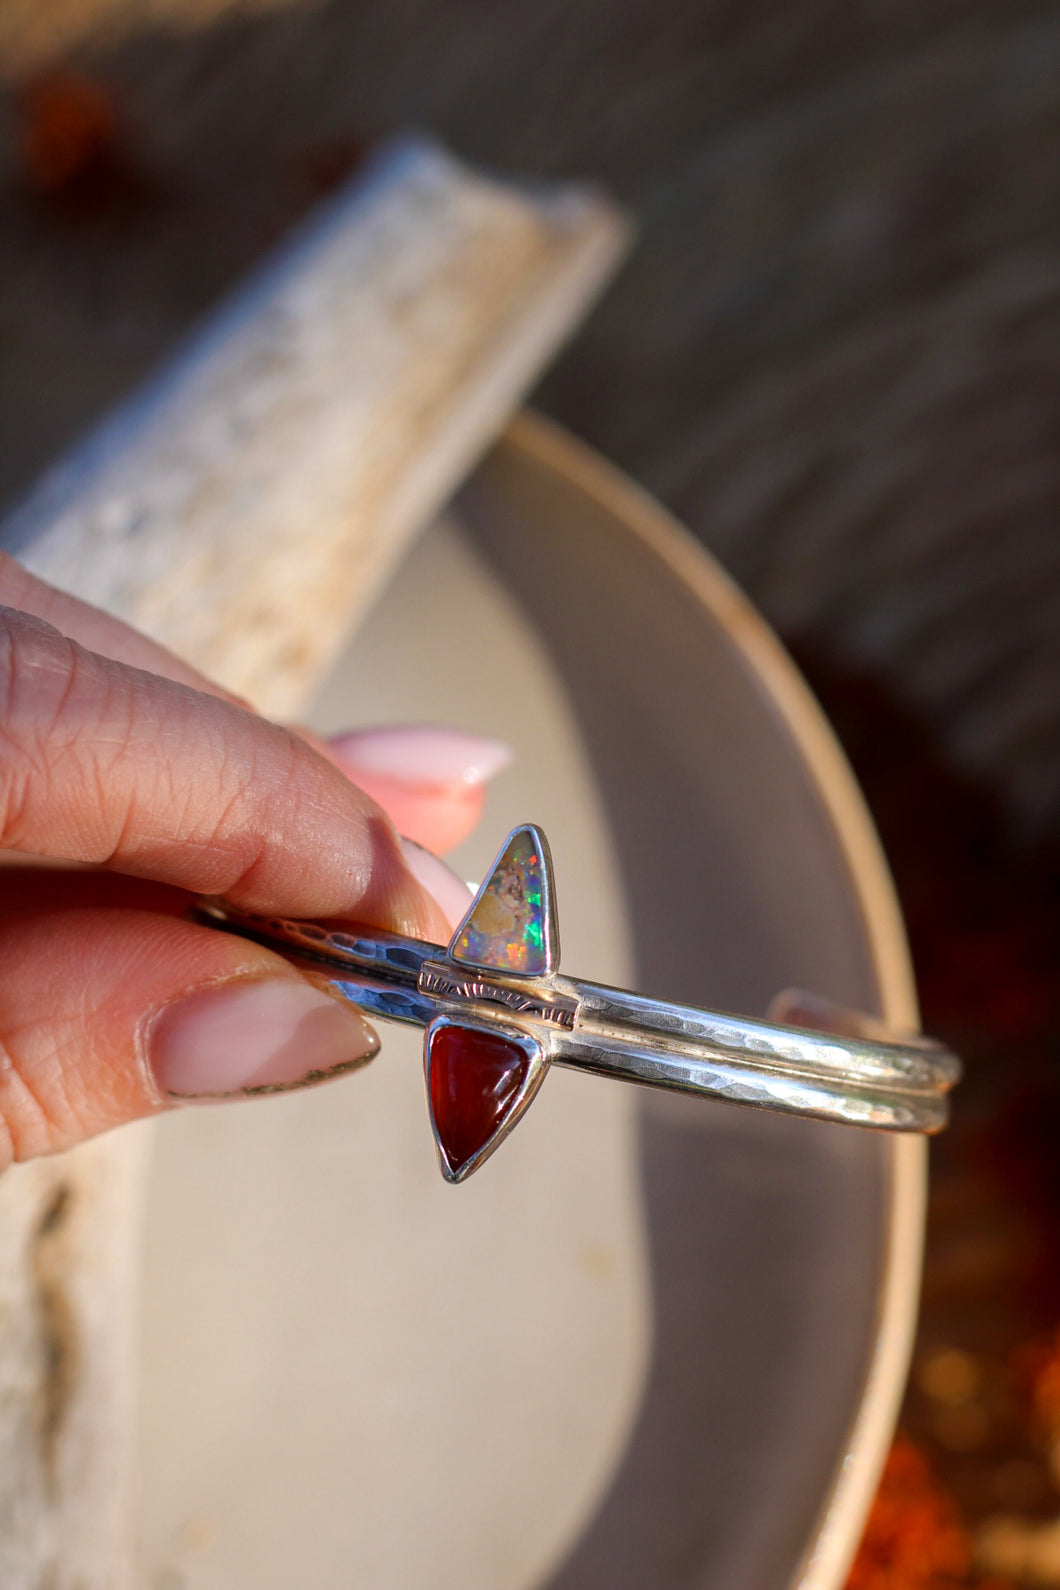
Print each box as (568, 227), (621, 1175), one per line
(448, 824), (558, 977)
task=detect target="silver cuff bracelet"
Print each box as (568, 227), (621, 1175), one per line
(196, 823), (960, 1183)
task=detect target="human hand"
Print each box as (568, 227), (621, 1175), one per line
(0, 554), (510, 1167)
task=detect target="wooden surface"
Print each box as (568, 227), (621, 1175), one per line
(0, 138), (624, 1590)
(3, 137), (627, 714)
(0, 0), (1054, 839)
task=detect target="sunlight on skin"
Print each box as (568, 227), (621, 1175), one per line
(0, 563), (506, 1162)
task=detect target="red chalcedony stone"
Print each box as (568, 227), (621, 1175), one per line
(428, 1024), (532, 1176)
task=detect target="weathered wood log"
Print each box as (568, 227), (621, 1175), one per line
(0, 136), (626, 1590)
(3, 137), (628, 714)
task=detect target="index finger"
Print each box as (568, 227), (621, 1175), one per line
(0, 606), (450, 940)
(0, 551), (244, 701)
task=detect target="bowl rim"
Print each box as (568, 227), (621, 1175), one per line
(499, 408), (925, 1590)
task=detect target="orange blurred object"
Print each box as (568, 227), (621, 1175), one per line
(17, 70), (119, 191)
(1029, 1329), (1060, 1438)
(846, 1436), (1011, 1590)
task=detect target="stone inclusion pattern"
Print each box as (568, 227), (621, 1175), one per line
(451, 828), (549, 976)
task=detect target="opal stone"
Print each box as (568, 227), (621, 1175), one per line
(449, 826), (552, 975)
(428, 1024), (532, 1177)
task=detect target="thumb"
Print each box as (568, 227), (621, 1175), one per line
(0, 888), (378, 1166)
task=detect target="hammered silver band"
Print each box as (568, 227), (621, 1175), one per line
(195, 905), (959, 1137)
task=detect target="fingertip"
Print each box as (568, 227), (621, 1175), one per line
(150, 975), (379, 1100)
(348, 775), (485, 854)
(0, 907), (383, 1163)
(327, 726), (512, 787)
(322, 725), (508, 853)
(398, 837), (473, 934)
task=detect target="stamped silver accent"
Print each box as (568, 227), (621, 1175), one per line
(418, 962), (577, 1028)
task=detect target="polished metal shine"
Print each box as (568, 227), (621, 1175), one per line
(197, 823), (959, 1180)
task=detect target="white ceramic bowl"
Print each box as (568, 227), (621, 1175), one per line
(134, 412), (923, 1590)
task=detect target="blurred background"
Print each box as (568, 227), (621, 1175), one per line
(0, 3), (1057, 1585)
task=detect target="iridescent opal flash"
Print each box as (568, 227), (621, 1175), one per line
(448, 825), (557, 977)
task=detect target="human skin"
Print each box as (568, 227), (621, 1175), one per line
(0, 554), (509, 1166)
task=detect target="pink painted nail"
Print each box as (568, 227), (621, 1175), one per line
(149, 978), (379, 1099)
(327, 726), (512, 788)
(399, 837), (474, 932)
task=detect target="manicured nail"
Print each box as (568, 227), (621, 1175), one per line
(327, 726), (512, 788)
(149, 977), (379, 1099)
(399, 837), (473, 932)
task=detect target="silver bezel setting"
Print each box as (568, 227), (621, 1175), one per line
(425, 1014), (550, 1184)
(447, 822), (560, 978)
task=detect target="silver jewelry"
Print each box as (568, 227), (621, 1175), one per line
(196, 823), (960, 1182)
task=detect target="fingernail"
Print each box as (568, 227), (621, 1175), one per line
(399, 837), (473, 932)
(149, 977), (379, 1099)
(327, 726), (512, 788)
